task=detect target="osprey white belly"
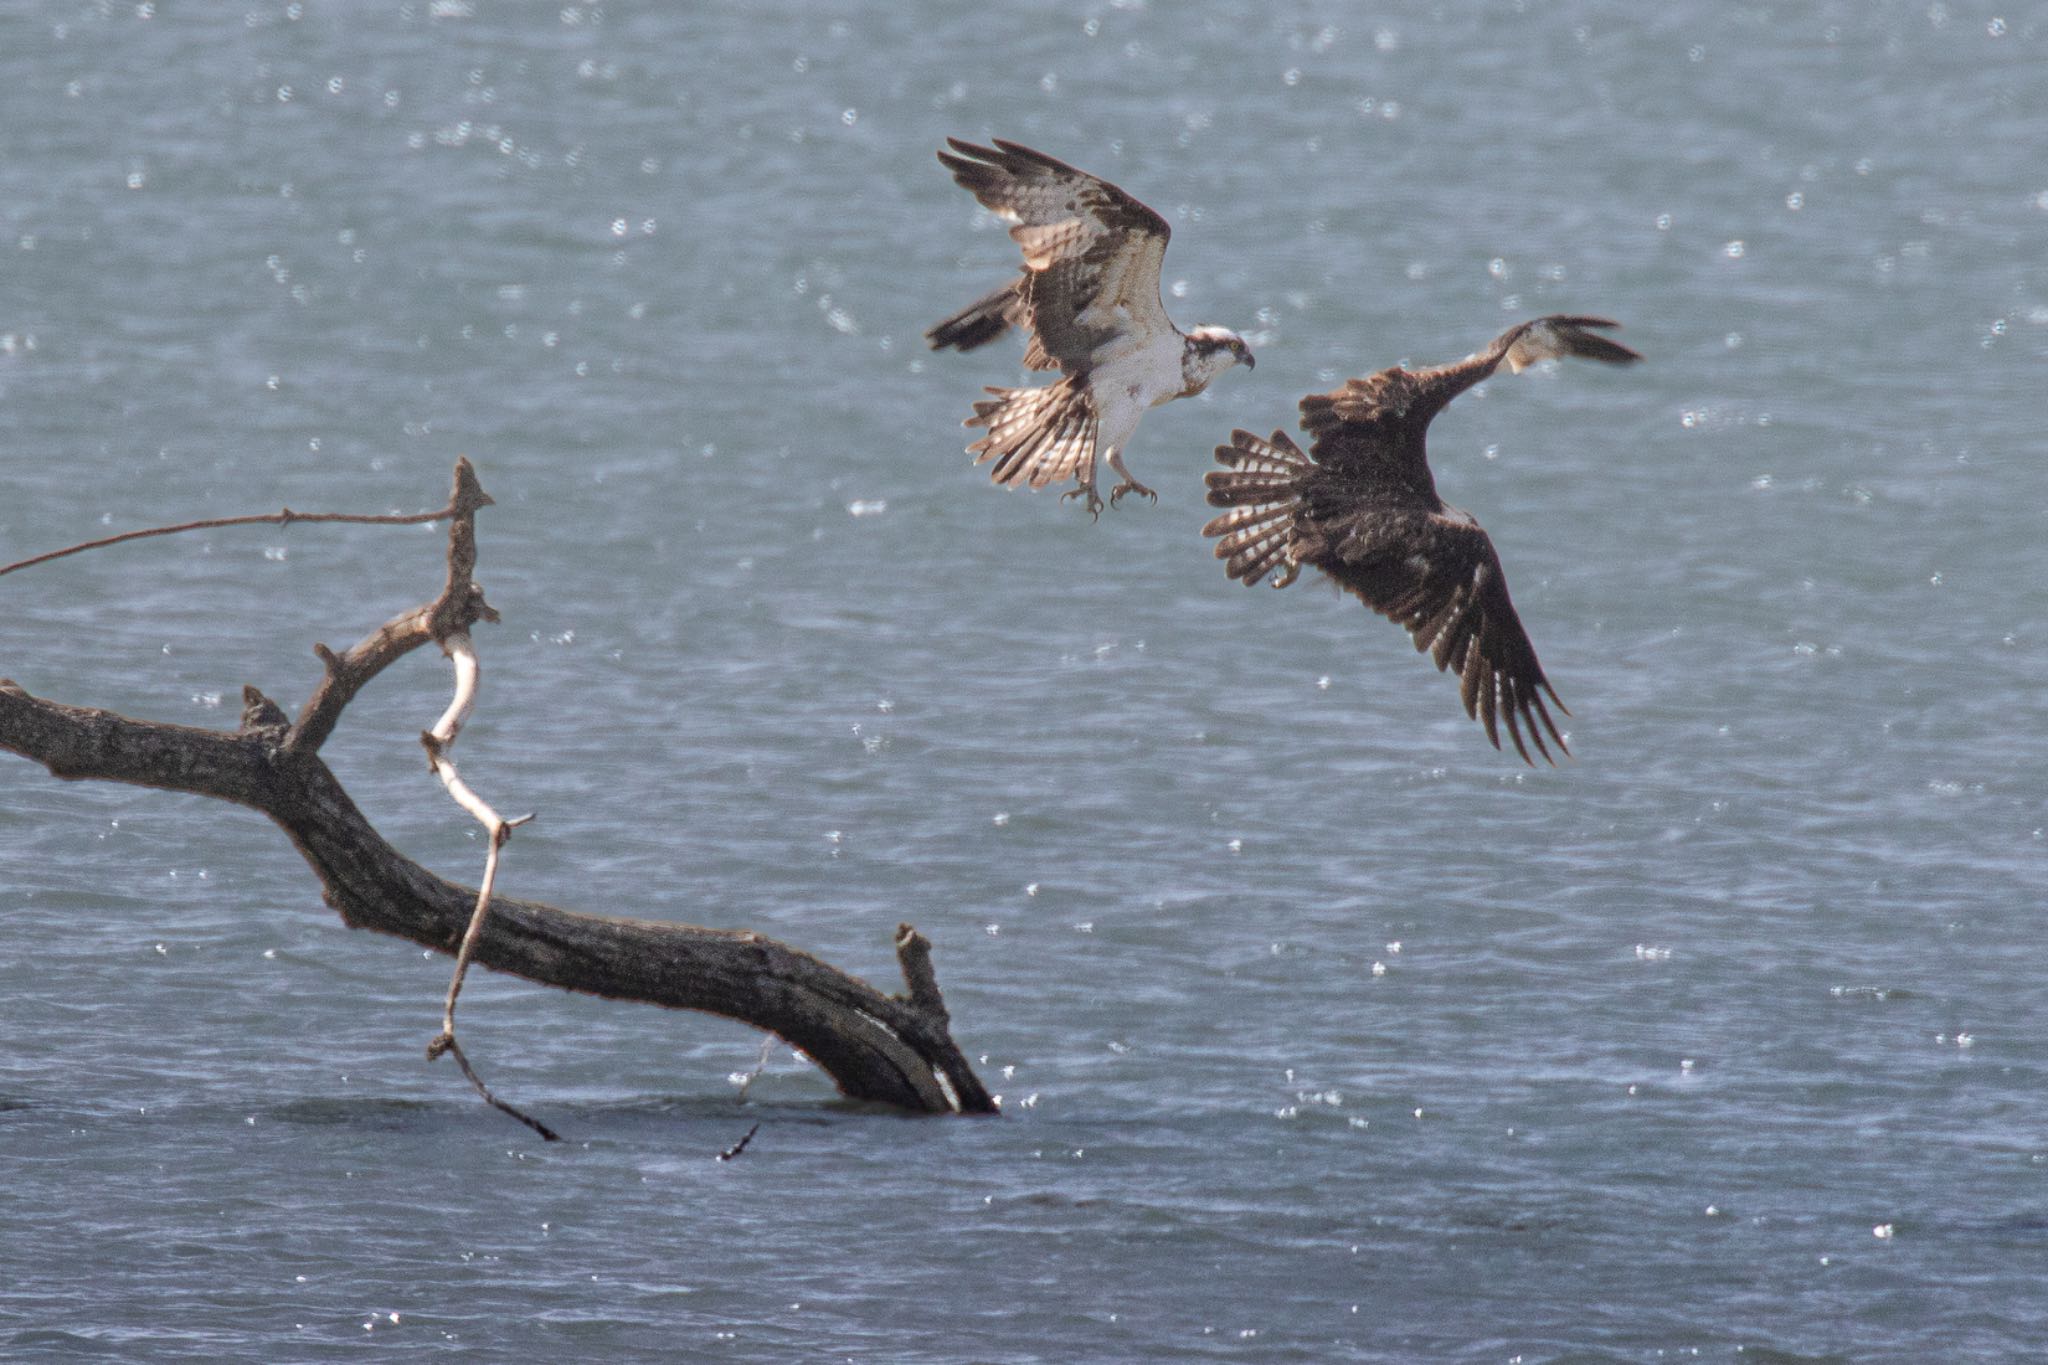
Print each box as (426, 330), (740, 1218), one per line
(1085, 339), (1193, 510)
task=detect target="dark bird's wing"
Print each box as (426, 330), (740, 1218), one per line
(935, 138), (1174, 371)
(924, 279), (1058, 370)
(1297, 316), (1641, 491)
(1329, 508), (1569, 765)
(926, 279), (1027, 355)
(1203, 315), (1641, 764)
(1497, 314), (1643, 373)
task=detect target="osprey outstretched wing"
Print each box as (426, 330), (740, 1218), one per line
(1203, 316), (1641, 764)
(928, 138), (1253, 517)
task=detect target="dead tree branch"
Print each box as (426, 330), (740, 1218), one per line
(417, 623), (546, 1136)
(0, 460), (996, 1117)
(436, 1033), (561, 1142)
(0, 504), (461, 579)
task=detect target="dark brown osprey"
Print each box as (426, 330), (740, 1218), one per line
(1203, 316), (1641, 764)
(927, 138), (1254, 517)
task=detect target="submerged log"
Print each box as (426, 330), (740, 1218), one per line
(0, 461), (995, 1118)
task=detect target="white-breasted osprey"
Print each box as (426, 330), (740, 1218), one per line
(1203, 316), (1642, 764)
(926, 138), (1254, 518)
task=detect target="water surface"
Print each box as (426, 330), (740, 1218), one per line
(2, 3), (2045, 1359)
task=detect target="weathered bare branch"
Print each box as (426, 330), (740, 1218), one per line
(0, 502), (461, 579)
(436, 1032), (562, 1143)
(417, 624), (547, 1135)
(0, 460), (995, 1117)
(288, 461), (499, 756)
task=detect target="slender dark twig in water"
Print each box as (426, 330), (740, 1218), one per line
(433, 1035), (562, 1142)
(718, 1123), (762, 1162)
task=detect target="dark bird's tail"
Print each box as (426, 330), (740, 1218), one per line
(1202, 429), (1314, 588)
(965, 376), (1098, 490)
(1502, 315), (1643, 373)
(926, 280), (1025, 354)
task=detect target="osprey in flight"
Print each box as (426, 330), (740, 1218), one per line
(1203, 316), (1641, 764)
(926, 138), (1255, 518)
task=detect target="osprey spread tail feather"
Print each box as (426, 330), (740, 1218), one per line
(966, 377), (1099, 491)
(1202, 429), (1313, 588)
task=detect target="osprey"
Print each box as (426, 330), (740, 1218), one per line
(1202, 316), (1641, 764)
(927, 138), (1255, 517)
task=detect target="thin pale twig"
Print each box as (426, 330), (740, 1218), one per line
(733, 1034), (777, 1102)
(419, 625), (548, 1138)
(434, 821), (510, 1041)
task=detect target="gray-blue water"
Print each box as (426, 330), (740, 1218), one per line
(3, 3), (2045, 1359)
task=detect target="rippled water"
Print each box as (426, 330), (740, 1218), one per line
(3, 3), (2045, 1359)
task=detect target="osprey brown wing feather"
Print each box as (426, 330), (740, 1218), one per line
(1320, 511), (1569, 765)
(936, 139), (1175, 370)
